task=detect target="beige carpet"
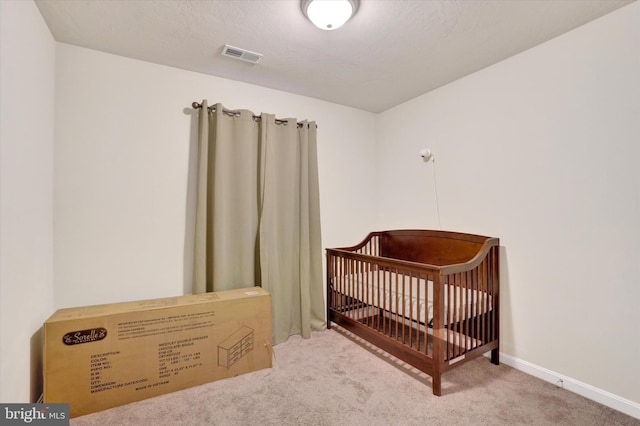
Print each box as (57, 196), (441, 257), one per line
(71, 327), (638, 426)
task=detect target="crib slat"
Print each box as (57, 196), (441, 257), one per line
(336, 255), (342, 314)
(463, 272), (469, 355)
(451, 274), (456, 357)
(373, 265), (378, 330)
(481, 257), (488, 345)
(458, 272), (464, 353)
(354, 259), (358, 322)
(447, 275), (452, 359)
(423, 275), (429, 355)
(394, 268), (399, 343)
(409, 273), (414, 348)
(401, 271), (407, 344)
(471, 269), (476, 351)
(476, 269), (480, 348)
(398, 270), (403, 343)
(449, 274), (454, 359)
(358, 259), (364, 326)
(361, 262), (366, 326)
(471, 265), (482, 346)
(334, 257), (344, 310)
(362, 259), (366, 324)
(350, 258), (355, 322)
(381, 267), (387, 335)
(461, 271), (466, 353)
(462, 269), (469, 352)
(477, 262), (482, 348)
(447, 275), (451, 359)
(344, 257), (349, 319)
(467, 269), (473, 349)
(416, 273), (421, 352)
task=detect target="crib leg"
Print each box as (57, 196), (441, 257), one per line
(491, 348), (500, 365)
(432, 375), (442, 396)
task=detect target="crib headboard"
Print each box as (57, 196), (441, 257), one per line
(378, 230), (493, 266)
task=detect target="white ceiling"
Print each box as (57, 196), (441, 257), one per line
(35, 0), (633, 113)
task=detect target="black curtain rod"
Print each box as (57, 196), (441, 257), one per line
(191, 101), (311, 128)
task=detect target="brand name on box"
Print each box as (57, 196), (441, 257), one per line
(63, 328), (107, 345)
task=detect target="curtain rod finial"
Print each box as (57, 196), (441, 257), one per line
(192, 102), (201, 109)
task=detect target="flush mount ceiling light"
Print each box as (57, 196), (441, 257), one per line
(301, 0), (359, 31)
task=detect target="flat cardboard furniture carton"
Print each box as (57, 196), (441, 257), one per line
(43, 287), (272, 418)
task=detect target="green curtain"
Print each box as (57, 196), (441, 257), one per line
(193, 101), (325, 344)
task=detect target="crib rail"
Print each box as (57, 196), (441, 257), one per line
(339, 232), (382, 257)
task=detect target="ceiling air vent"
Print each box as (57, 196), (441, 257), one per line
(222, 44), (263, 64)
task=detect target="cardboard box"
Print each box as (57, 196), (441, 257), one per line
(43, 287), (272, 418)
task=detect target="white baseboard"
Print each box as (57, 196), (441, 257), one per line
(495, 352), (640, 420)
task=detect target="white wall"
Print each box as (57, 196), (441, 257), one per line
(54, 43), (378, 308)
(377, 2), (639, 406)
(0, 0), (56, 403)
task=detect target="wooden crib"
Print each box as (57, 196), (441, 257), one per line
(326, 230), (500, 395)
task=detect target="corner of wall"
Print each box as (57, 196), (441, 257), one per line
(0, 0), (56, 403)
